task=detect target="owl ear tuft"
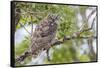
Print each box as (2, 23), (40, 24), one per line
(47, 13), (60, 22)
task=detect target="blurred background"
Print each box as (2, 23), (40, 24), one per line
(14, 2), (97, 66)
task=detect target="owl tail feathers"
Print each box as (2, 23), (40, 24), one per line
(15, 50), (32, 63)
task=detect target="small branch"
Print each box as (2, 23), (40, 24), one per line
(31, 22), (33, 36)
(80, 17), (95, 34)
(30, 15), (33, 38)
(19, 22), (31, 35)
(87, 9), (96, 21)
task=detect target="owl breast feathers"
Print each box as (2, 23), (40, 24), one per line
(30, 14), (59, 57)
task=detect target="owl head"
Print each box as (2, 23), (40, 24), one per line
(47, 14), (60, 23)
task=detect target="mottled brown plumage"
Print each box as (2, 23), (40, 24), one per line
(30, 14), (59, 58)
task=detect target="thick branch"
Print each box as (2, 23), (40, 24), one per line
(52, 36), (97, 46)
(15, 51), (31, 63)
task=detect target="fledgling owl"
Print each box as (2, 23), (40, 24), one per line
(30, 14), (59, 58)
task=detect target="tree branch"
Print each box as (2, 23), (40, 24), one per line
(52, 36), (97, 46)
(19, 22), (31, 35)
(87, 9), (96, 21)
(79, 17), (95, 34)
(52, 16), (96, 46)
(15, 51), (31, 63)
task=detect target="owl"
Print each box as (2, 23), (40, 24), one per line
(30, 14), (59, 58)
(15, 14), (59, 63)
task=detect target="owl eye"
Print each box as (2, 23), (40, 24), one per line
(51, 23), (54, 26)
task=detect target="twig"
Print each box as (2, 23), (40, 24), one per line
(30, 15), (33, 38)
(79, 17), (95, 34)
(31, 22), (33, 36)
(87, 9), (96, 21)
(19, 22), (31, 35)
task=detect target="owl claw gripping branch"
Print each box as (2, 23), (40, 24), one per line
(15, 14), (60, 63)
